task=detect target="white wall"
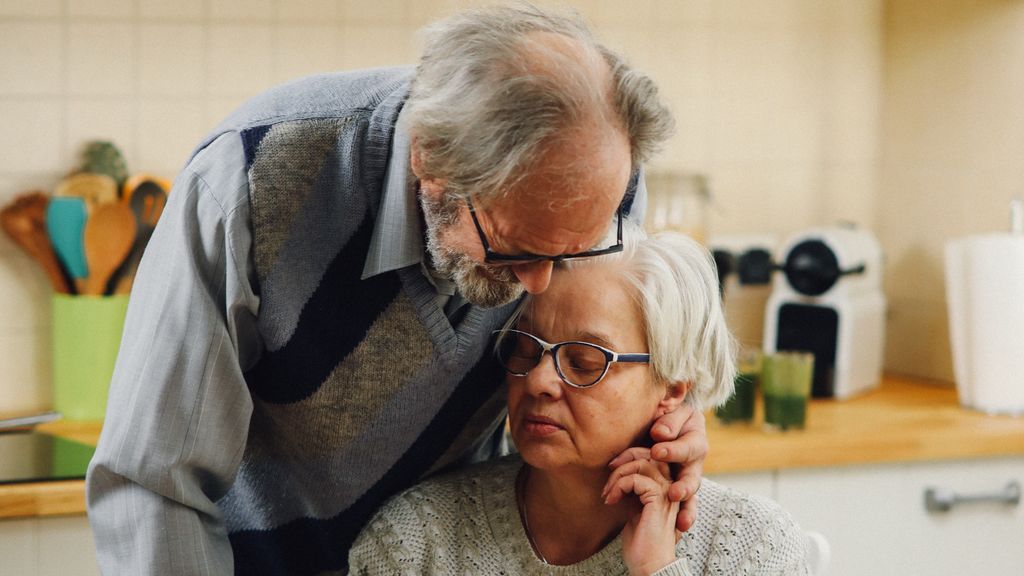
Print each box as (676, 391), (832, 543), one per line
(879, 0), (1024, 381)
(0, 0), (884, 413)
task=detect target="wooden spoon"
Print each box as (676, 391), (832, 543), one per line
(0, 192), (72, 293)
(55, 173), (119, 209)
(82, 203), (137, 296)
(114, 175), (170, 294)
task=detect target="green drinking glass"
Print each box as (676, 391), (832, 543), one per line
(716, 348), (761, 424)
(762, 351), (814, 431)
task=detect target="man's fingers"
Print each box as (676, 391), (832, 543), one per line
(675, 493), (699, 532)
(650, 404), (696, 442)
(666, 460), (704, 502)
(651, 431), (709, 465)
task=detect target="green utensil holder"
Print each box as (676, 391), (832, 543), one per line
(52, 294), (129, 421)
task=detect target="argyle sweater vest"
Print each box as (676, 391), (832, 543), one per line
(199, 68), (520, 575)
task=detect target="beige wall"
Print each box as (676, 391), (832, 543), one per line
(879, 0), (1024, 381)
(0, 0), (886, 413)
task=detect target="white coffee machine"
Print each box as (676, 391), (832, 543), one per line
(762, 226), (886, 399)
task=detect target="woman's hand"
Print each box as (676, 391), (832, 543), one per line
(603, 447), (680, 576)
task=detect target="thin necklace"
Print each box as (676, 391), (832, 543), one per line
(516, 466), (550, 565)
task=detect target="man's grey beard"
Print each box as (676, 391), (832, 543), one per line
(420, 192), (524, 308)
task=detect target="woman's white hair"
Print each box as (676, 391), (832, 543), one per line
(506, 224), (737, 411)
(405, 3), (674, 203)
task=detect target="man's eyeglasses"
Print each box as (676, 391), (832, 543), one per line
(466, 197), (624, 264)
(493, 329), (650, 388)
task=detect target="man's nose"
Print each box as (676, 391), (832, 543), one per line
(511, 261), (554, 294)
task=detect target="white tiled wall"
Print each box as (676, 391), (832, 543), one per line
(0, 0), (884, 412)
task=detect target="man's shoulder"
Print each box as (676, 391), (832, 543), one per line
(222, 66), (413, 130)
(192, 66), (414, 160)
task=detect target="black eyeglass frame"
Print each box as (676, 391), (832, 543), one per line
(493, 329), (650, 389)
(466, 197), (625, 264)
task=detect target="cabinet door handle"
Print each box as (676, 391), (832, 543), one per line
(924, 481), (1021, 513)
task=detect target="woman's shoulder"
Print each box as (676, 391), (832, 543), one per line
(681, 479), (809, 575)
(348, 455), (522, 574)
(384, 454), (520, 510)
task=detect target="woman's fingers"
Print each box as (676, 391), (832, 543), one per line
(604, 459), (671, 505)
(677, 492), (699, 532)
(607, 446), (653, 469)
(603, 449), (671, 500)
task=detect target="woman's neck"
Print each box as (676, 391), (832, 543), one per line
(519, 464), (632, 566)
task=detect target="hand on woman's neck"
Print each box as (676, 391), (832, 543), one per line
(521, 465), (634, 566)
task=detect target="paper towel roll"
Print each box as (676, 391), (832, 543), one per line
(944, 241), (972, 407)
(946, 234), (1024, 414)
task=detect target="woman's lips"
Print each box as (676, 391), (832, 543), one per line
(522, 414), (564, 436)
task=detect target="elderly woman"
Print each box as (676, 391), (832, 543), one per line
(348, 228), (809, 575)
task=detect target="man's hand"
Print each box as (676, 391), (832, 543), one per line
(610, 404), (708, 532)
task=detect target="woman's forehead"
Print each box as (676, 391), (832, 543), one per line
(518, 265), (643, 344)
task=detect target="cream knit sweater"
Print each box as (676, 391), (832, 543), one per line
(348, 456), (809, 575)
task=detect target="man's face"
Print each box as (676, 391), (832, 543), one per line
(417, 126), (632, 308)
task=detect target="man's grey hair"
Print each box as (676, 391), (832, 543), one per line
(405, 3), (675, 204)
(504, 224), (737, 411)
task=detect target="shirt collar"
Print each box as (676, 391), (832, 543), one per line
(361, 106), (424, 280)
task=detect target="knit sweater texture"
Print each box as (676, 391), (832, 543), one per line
(349, 456), (810, 576)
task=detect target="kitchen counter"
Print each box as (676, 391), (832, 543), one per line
(3, 374), (1024, 519)
(706, 372), (1024, 474)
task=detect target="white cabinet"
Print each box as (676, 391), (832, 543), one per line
(0, 516), (100, 576)
(775, 457), (1024, 576)
(707, 470), (775, 501)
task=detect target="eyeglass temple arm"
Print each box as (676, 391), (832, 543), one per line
(612, 353), (650, 364)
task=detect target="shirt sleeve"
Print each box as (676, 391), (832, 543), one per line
(85, 132), (261, 575)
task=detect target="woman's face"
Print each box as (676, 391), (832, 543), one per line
(506, 263), (669, 472)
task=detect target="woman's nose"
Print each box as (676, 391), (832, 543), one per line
(523, 352), (564, 399)
(511, 261), (554, 294)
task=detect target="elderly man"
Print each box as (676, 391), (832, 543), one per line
(87, 5), (708, 575)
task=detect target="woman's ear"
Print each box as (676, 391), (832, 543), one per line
(656, 381), (690, 417)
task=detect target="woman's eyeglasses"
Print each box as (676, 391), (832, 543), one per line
(493, 329), (650, 388)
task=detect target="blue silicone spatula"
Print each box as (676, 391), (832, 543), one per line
(46, 197), (89, 293)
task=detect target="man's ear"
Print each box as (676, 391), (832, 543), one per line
(410, 137), (445, 201)
(656, 381), (690, 417)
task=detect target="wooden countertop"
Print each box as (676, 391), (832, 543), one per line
(0, 420), (101, 520)
(4, 374), (1024, 519)
(705, 373), (1024, 474)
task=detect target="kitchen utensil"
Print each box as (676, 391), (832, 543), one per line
(0, 411), (61, 432)
(0, 192), (72, 293)
(76, 140), (129, 189)
(114, 175), (169, 294)
(82, 203), (137, 296)
(55, 173), (119, 208)
(45, 197), (89, 288)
